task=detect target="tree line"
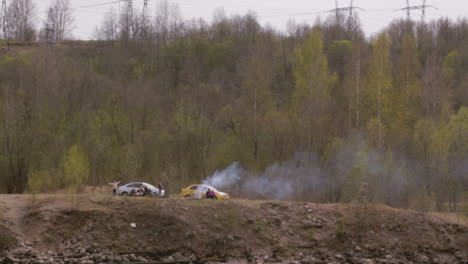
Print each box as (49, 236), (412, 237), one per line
(0, 1), (467, 212)
(1, 0), (72, 42)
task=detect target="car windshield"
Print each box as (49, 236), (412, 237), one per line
(202, 185), (219, 192)
(143, 183), (157, 190)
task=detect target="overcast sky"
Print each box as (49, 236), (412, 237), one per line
(35, 0), (468, 39)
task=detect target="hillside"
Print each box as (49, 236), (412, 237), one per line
(0, 194), (467, 264)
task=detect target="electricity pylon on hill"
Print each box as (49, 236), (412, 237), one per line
(0, 0), (8, 40)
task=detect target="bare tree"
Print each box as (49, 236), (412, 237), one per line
(94, 7), (118, 41)
(422, 53), (449, 118)
(45, 0), (74, 41)
(7, 0), (36, 41)
(154, 0), (182, 43)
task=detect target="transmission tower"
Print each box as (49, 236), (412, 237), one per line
(421, 0), (427, 24)
(143, 0), (148, 19)
(126, 0), (134, 39)
(347, 0), (360, 36)
(335, 0), (340, 22)
(142, 0), (149, 37)
(328, 0), (364, 24)
(0, 0), (8, 41)
(349, 0), (354, 18)
(128, 0), (133, 17)
(406, 0), (411, 21)
(45, 9), (55, 46)
(399, 0), (437, 25)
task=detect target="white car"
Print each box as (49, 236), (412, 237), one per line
(117, 182), (165, 197)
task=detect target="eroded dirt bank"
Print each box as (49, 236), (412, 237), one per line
(0, 194), (467, 264)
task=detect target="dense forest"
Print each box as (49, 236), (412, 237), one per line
(0, 0), (467, 211)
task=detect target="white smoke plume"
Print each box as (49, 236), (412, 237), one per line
(201, 134), (468, 203)
(202, 162), (245, 190)
(202, 152), (331, 201)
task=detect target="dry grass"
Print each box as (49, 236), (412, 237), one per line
(429, 211), (468, 226)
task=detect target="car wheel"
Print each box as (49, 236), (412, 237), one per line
(122, 192), (128, 196)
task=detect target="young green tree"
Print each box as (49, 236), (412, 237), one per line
(365, 33), (392, 149)
(292, 29), (337, 152)
(63, 145), (89, 196)
(429, 124), (451, 210)
(396, 33), (422, 129)
(241, 42), (274, 161)
(390, 33), (422, 151)
(446, 107), (468, 211)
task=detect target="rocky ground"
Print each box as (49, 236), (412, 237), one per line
(3, 241), (465, 264)
(0, 194), (467, 264)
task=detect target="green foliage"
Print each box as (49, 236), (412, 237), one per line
(28, 170), (54, 195)
(412, 119), (436, 157)
(464, 197), (468, 217)
(254, 220), (263, 233)
(352, 182), (370, 232)
(208, 131), (253, 171)
(0, 14), (467, 214)
(0, 224), (17, 251)
(291, 29), (337, 152)
(394, 33), (422, 130)
(208, 40), (236, 68)
(367, 34), (392, 115)
(322, 137), (344, 164)
(128, 57), (145, 80)
(412, 188), (432, 213)
(343, 166), (366, 203)
(328, 40), (353, 79)
(335, 219), (346, 241)
(443, 50), (461, 83)
(63, 145), (90, 194)
(308, 228), (316, 239)
(0, 56), (15, 66)
(292, 29), (336, 113)
(448, 107), (468, 158)
(366, 118), (386, 148)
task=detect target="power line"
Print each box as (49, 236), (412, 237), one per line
(335, 0), (339, 22)
(73, 0), (123, 9)
(51, 0), (444, 40)
(143, 0), (149, 17)
(398, 1), (438, 24)
(324, 0), (365, 25)
(422, 0), (427, 24)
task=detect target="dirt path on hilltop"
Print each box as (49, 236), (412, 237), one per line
(0, 194), (30, 242)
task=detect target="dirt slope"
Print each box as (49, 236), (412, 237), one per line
(0, 194), (467, 264)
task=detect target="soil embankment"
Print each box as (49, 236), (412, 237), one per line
(0, 194), (467, 264)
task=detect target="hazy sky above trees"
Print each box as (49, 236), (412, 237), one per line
(34, 0), (468, 39)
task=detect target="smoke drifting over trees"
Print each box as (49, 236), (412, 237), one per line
(0, 1), (467, 212)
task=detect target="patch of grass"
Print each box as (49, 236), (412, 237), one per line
(0, 225), (17, 251)
(308, 228), (316, 239)
(0, 40), (34, 46)
(335, 220), (346, 241)
(430, 212), (468, 226)
(254, 220), (263, 233)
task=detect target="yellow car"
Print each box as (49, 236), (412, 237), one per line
(179, 184), (230, 200)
